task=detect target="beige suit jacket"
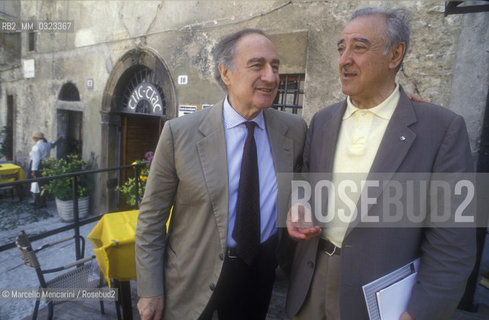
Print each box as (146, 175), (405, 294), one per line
(136, 100), (306, 319)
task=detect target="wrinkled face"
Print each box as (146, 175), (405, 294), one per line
(220, 33), (280, 118)
(338, 15), (400, 107)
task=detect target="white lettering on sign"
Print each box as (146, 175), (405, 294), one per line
(127, 82), (163, 114)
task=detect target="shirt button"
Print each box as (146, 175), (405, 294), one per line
(307, 261), (314, 268)
(209, 283), (216, 291)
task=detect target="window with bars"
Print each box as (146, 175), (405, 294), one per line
(272, 74), (305, 115)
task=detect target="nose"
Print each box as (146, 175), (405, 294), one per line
(261, 64), (278, 83)
(339, 48), (352, 68)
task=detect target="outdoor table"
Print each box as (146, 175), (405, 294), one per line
(88, 209), (138, 320)
(0, 163), (26, 182)
(0, 163), (26, 199)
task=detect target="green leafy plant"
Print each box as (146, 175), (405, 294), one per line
(40, 155), (93, 201)
(0, 126), (12, 160)
(117, 151), (153, 206)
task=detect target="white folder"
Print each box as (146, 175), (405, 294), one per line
(362, 258), (420, 320)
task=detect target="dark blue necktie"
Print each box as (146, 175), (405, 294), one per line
(233, 121), (260, 265)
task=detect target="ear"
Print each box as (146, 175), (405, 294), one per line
(389, 42), (406, 70)
(218, 64), (232, 86)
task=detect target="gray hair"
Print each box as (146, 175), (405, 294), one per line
(350, 7), (410, 72)
(212, 28), (269, 90)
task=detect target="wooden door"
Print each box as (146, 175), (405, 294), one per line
(120, 114), (162, 207)
(121, 114), (161, 167)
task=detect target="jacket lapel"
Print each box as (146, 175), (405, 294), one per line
(263, 109), (293, 227)
(264, 109), (292, 174)
(311, 103), (345, 223)
(317, 103), (346, 173)
(265, 109), (309, 249)
(196, 101), (229, 251)
(369, 88), (417, 174)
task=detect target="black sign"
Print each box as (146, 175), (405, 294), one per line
(127, 82), (163, 114)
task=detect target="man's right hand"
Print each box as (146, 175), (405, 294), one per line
(286, 203), (322, 240)
(137, 295), (164, 320)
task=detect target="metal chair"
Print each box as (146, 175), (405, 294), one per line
(15, 230), (106, 320)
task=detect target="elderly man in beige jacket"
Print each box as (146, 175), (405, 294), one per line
(135, 28), (306, 320)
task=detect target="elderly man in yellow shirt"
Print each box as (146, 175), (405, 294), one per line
(286, 7), (475, 320)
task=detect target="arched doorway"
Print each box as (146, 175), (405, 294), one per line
(101, 48), (176, 211)
(120, 67), (165, 171)
(56, 82), (83, 159)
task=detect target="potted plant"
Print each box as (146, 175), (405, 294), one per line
(117, 151), (153, 207)
(41, 155), (93, 221)
(0, 125), (13, 160)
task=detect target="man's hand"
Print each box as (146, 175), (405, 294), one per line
(400, 311), (415, 320)
(406, 92), (424, 103)
(286, 203), (322, 240)
(138, 295), (164, 320)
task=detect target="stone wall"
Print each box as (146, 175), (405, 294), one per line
(449, 12), (489, 153)
(1, 0), (488, 168)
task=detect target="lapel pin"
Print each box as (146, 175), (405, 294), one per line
(400, 136), (406, 141)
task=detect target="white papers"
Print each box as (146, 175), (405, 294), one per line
(362, 258), (420, 320)
(376, 272), (418, 319)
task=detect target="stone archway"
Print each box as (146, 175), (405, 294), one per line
(100, 48), (176, 211)
(56, 82), (83, 159)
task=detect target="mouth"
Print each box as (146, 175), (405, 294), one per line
(256, 87), (275, 94)
(342, 71), (358, 79)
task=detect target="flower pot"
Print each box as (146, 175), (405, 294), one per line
(55, 196), (89, 222)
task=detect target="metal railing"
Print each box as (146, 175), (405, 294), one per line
(0, 162), (147, 254)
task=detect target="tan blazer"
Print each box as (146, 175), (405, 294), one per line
(136, 100), (306, 319)
(286, 88), (476, 320)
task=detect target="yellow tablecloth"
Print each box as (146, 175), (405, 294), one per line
(88, 210), (139, 285)
(0, 163), (26, 182)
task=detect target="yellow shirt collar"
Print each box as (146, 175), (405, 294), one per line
(343, 83), (400, 120)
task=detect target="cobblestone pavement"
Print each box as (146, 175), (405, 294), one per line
(1, 195), (488, 320)
(22, 272), (489, 320)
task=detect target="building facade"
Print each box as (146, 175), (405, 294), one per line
(0, 0), (488, 212)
